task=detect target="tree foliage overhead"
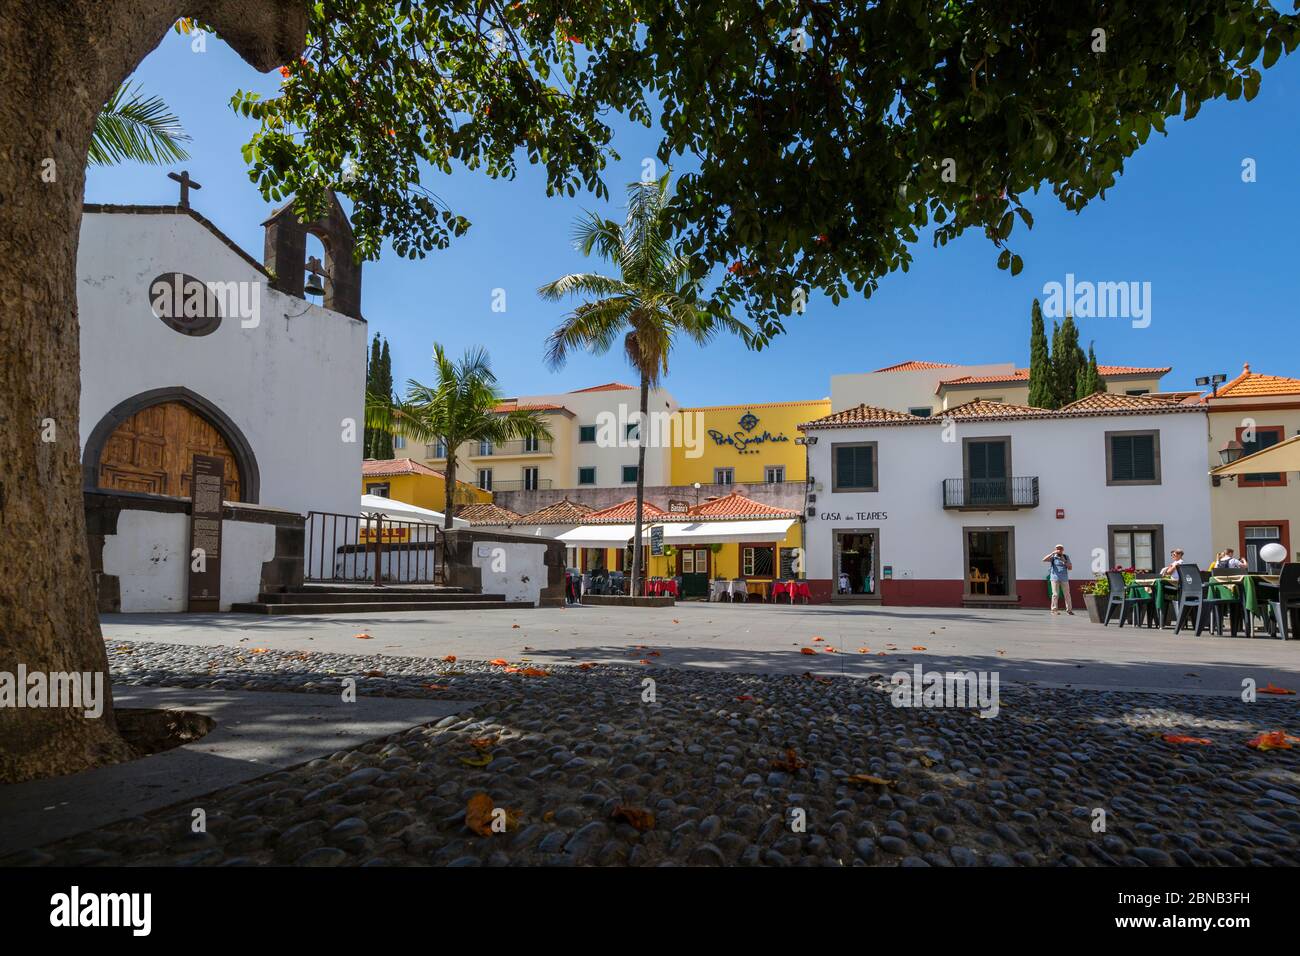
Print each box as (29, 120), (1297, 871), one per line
(234, 0), (1299, 345)
(90, 82), (191, 166)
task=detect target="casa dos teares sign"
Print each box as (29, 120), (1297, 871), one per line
(707, 410), (791, 455)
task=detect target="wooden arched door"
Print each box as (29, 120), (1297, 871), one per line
(97, 401), (242, 501)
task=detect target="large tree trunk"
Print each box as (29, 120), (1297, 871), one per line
(0, 0), (306, 783)
(629, 376), (650, 598)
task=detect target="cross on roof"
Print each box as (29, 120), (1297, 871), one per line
(167, 170), (202, 209)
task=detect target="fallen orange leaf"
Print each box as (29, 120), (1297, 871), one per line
(511, 624), (520, 629)
(824, 646), (837, 653)
(812, 636), (825, 642)
(519, 667), (550, 677)
(800, 647), (817, 655)
(489, 658), (509, 667)
(423, 683), (449, 690)
(577, 662), (597, 670)
(354, 633), (373, 640)
(912, 646), (927, 651)
(857, 647), (871, 653)
(1247, 730), (1299, 751)
(442, 655), (457, 662)
(736, 694), (753, 701)
(466, 794), (496, 836)
(1162, 734), (1212, 745)
(1260, 683), (1296, 696)
(770, 748), (807, 772)
(468, 737), (497, 750)
(611, 805), (655, 831)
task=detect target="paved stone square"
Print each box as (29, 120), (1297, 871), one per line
(4, 604), (1300, 867)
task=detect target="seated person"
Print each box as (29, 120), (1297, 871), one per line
(1159, 548), (1185, 582)
(1212, 548), (1246, 571)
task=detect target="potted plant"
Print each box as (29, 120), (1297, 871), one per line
(1081, 575), (1108, 623)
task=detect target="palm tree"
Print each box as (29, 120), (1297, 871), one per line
(90, 82), (191, 166)
(539, 174), (752, 597)
(366, 344), (552, 530)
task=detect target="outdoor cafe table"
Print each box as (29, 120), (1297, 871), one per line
(770, 580), (814, 604)
(745, 579), (771, 601)
(1128, 573), (1280, 636)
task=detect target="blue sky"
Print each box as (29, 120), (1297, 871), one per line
(88, 31), (1300, 405)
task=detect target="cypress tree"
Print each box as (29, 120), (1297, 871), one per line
(363, 334), (381, 458)
(1052, 315), (1083, 407)
(1027, 298), (1052, 408)
(376, 338), (395, 459)
(1078, 343), (1104, 398)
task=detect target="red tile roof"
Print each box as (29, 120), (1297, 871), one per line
(1214, 363), (1300, 398)
(491, 401), (571, 414)
(872, 360), (959, 373)
(802, 394), (1203, 429)
(585, 498), (670, 523)
(685, 492), (798, 520)
(1058, 392), (1184, 413)
(939, 365), (1170, 391)
(800, 404), (921, 428)
(945, 398), (1042, 417)
(569, 382), (636, 393)
(517, 498), (596, 524)
(454, 503), (521, 525)
(362, 458), (445, 478)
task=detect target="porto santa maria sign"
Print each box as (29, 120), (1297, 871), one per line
(708, 410), (790, 455)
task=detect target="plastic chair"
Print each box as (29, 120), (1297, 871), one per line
(1265, 564), (1300, 640)
(1172, 564), (1235, 636)
(1102, 571), (1152, 627)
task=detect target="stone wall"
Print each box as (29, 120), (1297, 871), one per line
(441, 528), (565, 607)
(85, 490), (304, 612)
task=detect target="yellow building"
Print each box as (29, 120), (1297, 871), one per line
(361, 458), (491, 511)
(1207, 364), (1300, 568)
(671, 399), (830, 486)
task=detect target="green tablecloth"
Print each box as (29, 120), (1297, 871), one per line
(1127, 574), (1280, 625)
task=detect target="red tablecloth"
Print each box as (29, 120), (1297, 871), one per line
(647, 579), (678, 597)
(793, 582), (811, 603)
(772, 580), (793, 601)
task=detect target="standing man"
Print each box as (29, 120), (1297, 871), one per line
(1042, 544), (1074, 615)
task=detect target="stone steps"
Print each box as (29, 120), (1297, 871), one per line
(230, 587), (530, 615)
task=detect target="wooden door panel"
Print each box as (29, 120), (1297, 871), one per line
(98, 401), (242, 501)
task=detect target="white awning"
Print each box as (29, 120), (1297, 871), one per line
(555, 523), (638, 548)
(360, 494), (469, 528)
(645, 519), (795, 544)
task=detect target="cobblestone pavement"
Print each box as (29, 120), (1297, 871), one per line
(6, 639), (1300, 867)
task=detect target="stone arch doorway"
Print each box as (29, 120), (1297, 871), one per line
(83, 387), (260, 503)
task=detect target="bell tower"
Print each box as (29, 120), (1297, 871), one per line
(261, 193), (363, 319)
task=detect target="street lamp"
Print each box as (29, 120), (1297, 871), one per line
(1218, 439), (1244, 466)
(1195, 373), (1227, 398)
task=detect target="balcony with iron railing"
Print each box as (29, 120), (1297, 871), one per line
(942, 476), (1039, 510)
(485, 478), (554, 492)
(426, 439), (554, 460)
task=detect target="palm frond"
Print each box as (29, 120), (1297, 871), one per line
(90, 82), (191, 167)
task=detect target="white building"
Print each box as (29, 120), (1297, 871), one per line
(78, 195), (368, 611)
(800, 392), (1211, 606)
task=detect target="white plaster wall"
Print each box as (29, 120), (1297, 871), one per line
(77, 212), (366, 518)
(102, 511), (275, 611)
(522, 387), (677, 489)
(470, 540), (550, 605)
(831, 364), (1016, 414)
(805, 411), (1212, 583)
